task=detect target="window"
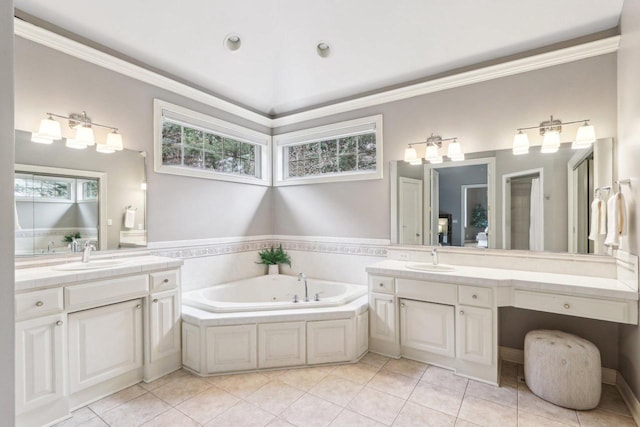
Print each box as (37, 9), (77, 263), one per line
(154, 99), (271, 186)
(14, 174), (74, 202)
(274, 115), (383, 186)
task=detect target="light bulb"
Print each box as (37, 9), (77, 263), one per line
(75, 126), (95, 146)
(572, 122), (596, 149)
(425, 144), (439, 161)
(37, 116), (62, 140)
(541, 130), (560, 153)
(404, 147), (417, 162)
(447, 140), (462, 158)
(512, 131), (529, 155)
(106, 130), (124, 151)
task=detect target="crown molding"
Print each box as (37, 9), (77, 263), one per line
(14, 18), (619, 129)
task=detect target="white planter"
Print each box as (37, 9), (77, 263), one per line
(268, 265), (279, 275)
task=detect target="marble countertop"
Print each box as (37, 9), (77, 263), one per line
(15, 255), (183, 292)
(366, 260), (639, 301)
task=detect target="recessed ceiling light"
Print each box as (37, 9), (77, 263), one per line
(316, 41), (331, 58)
(224, 34), (242, 52)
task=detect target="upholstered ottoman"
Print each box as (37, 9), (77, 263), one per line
(524, 330), (601, 410)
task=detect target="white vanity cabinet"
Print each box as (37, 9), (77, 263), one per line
(400, 299), (455, 357)
(368, 275), (399, 355)
(456, 305), (493, 365)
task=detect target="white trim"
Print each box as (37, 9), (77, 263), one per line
(153, 99), (272, 186)
(272, 235), (390, 245)
(461, 183), (489, 244)
(15, 164), (108, 251)
(147, 234), (274, 250)
(270, 36), (621, 127)
(501, 168), (544, 250)
(273, 115), (383, 186)
(618, 373), (640, 425)
(14, 18), (620, 129)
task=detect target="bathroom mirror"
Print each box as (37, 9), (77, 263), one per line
(391, 138), (613, 254)
(14, 129), (147, 256)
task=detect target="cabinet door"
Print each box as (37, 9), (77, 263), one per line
(68, 299), (143, 393)
(307, 319), (354, 364)
(356, 311), (369, 357)
(400, 299), (455, 357)
(149, 289), (181, 363)
(370, 293), (396, 343)
(15, 313), (65, 415)
(456, 305), (492, 365)
(206, 325), (257, 374)
(258, 322), (305, 369)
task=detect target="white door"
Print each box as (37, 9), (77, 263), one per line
(430, 168), (440, 245)
(149, 289), (181, 363)
(400, 299), (455, 357)
(370, 293), (396, 343)
(15, 313), (65, 415)
(456, 305), (492, 365)
(258, 322), (306, 368)
(399, 177), (423, 245)
(68, 299), (143, 393)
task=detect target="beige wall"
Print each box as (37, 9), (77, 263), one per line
(14, 37), (273, 244)
(272, 54), (618, 239)
(1, 1), (15, 423)
(617, 0), (640, 401)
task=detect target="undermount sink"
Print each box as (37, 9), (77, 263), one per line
(52, 259), (129, 271)
(406, 263), (457, 272)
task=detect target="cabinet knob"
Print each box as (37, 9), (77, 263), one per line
(472, 294), (478, 299)
(136, 304), (142, 309)
(564, 303), (570, 309)
(35, 301), (44, 307)
(379, 283), (384, 288)
(153, 298), (158, 303)
(163, 278), (169, 283)
(459, 310), (465, 315)
(400, 302), (405, 308)
(56, 320), (63, 326)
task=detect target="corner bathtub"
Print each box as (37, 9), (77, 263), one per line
(181, 274), (369, 375)
(182, 274), (366, 313)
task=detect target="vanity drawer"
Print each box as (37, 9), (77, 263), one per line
(459, 286), (492, 308)
(513, 290), (632, 323)
(15, 288), (64, 320)
(150, 270), (179, 292)
(369, 275), (395, 294)
(66, 275), (149, 312)
(396, 279), (457, 305)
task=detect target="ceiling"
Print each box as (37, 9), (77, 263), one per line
(15, 0), (624, 117)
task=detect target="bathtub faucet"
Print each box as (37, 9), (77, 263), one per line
(298, 273), (309, 302)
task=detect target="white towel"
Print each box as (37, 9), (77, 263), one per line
(588, 199), (606, 241)
(604, 193), (626, 247)
(124, 208), (136, 229)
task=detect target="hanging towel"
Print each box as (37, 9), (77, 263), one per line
(124, 208), (136, 229)
(588, 199), (606, 241)
(604, 193), (626, 247)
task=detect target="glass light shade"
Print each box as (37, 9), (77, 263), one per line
(425, 144), (439, 161)
(96, 143), (115, 153)
(572, 123), (596, 149)
(75, 126), (95, 146)
(65, 138), (88, 149)
(31, 133), (54, 144)
(541, 130), (560, 153)
(429, 155), (443, 164)
(37, 117), (62, 140)
(512, 131), (529, 155)
(403, 147), (417, 162)
(409, 159), (423, 165)
(447, 140), (462, 158)
(106, 131), (124, 151)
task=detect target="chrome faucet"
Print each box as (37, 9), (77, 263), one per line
(47, 241), (56, 253)
(298, 273), (309, 302)
(431, 247), (439, 266)
(81, 240), (96, 263)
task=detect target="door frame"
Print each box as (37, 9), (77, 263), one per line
(501, 168), (543, 250)
(461, 183), (489, 246)
(398, 177), (423, 245)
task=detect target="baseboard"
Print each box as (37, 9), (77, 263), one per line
(499, 346), (617, 385)
(617, 373), (640, 425)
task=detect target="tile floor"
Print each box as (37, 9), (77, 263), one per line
(55, 354), (637, 427)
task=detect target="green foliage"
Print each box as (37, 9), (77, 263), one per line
(63, 232), (81, 243)
(470, 204), (488, 229)
(257, 244), (291, 266)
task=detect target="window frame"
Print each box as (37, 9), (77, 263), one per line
(273, 115), (383, 186)
(153, 99), (272, 186)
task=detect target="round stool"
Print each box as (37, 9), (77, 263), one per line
(524, 330), (601, 410)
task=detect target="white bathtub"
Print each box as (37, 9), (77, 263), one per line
(183, 274), (366, 313)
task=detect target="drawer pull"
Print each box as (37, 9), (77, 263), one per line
(56, 320), (63, 326)
(472, 294), (478, 299)
(564, 303), (570, 309)
(153, 298), (159, 303)
(459, 310), (465, 315)
(163, 278), (170, 283)
(35, 301), (44, 307)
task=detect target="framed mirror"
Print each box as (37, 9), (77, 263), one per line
(391, 138), (613, 255)
(14, 129), (147, 257)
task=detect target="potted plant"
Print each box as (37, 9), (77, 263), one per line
(257, 244), (291, 275)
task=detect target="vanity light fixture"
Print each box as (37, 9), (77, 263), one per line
(403, 133), (462, 164)
(32, 111), (125, 153)
(513, 115), (596, 155)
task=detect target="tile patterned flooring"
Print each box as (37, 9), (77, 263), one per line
(55, 354), (637, 427)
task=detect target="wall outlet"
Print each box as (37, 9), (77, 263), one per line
(107, 219), (113, 226)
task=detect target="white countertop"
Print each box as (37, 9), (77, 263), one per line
(15, 255), (183, 292)
(366, 260), (639, 301)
